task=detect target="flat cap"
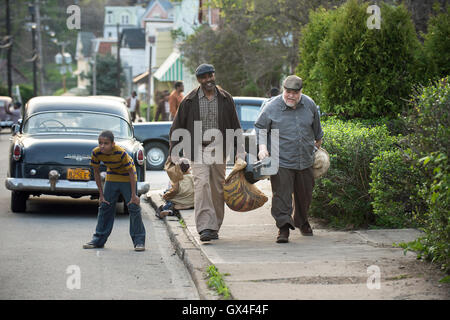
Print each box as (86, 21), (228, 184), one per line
(283, 75), (303, 91)
(195, 63), (215, 76)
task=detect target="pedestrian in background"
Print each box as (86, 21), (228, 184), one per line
(269, 87), (280, 97)
(155, 91), (170, 121)
(255, 75), (323, 243)
(168, 63), (244, 242)
(169, 81), (184, 120)
(126, 91), (141, 122)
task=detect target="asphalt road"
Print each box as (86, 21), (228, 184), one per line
(0, 131), (199, 300)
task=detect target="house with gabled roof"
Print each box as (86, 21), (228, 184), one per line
(139, 0), (175, 26)
(104, 5), (146, 39)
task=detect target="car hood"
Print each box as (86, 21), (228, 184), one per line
(20, 135), (136, 165)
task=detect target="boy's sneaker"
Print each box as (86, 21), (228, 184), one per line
(134, 244), (145, 252)
(83, 241), (103, 249)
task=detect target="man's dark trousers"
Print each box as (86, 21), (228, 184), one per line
(270, 166), (315, 230)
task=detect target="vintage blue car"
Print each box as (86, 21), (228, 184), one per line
(5, 96), (149, 213)
(133, 96), (267, 170)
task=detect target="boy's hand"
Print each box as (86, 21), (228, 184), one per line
(99, 195), (110, 205)
(128, 194), (140, 206)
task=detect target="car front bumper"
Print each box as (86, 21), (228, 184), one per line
(5, 178), (150, 196)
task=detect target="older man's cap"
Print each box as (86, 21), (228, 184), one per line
(283, 75), (303, 91)
(195, 63), (215, 76)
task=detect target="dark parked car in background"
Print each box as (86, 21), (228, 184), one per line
(133, 96), (267, 170)
(5, 96), (149, 213)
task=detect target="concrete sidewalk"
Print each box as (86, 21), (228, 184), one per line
(145, 179), (449, 300)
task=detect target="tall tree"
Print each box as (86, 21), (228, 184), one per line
(83, 54), (126, 96)
(181, 0), (343, 96)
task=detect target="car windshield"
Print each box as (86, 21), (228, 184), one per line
(23, 111), (132, 138)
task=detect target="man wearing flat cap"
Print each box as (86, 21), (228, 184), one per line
(168, 63), (244, 242)
(255, 75), (324, 243)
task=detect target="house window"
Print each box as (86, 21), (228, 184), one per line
(107, 11), (113, 24)
(121, 14), (129, 25)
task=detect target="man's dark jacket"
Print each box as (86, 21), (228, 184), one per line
(169, 85), (243, 162)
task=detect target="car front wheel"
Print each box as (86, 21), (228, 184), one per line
(144, 141), (168, 170)
(11, 191), (28, 213)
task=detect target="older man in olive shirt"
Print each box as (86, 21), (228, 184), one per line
(255, 75), (323, 243)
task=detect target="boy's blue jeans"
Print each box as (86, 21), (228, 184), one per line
(91, 181), (146, 247)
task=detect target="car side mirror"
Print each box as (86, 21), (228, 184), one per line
(12, 124), (20, 136)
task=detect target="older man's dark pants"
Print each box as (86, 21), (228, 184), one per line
(270, 166), (315, 230)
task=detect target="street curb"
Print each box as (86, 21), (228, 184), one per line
(144, 190), (220, 300)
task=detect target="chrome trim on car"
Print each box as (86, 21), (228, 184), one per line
(5, 178), (150, 195)
(64, 154), (91, 161)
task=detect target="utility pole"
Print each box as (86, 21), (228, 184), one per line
(199, 0), (203, 23)
(5, 0), (13, 97)
(116, 23), (122, 97)
(91, 39), (98, 95)
(35, 0), (45, 95)
(147, 36), (155, 121)
(54, 40), (71, 93)
(28, 3), (38, 97)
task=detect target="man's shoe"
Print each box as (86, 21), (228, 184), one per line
(276, 226), (290, 243)
(300, 222), (313, 236)
(200, 229), (215, 242)
(211, 230), (219, 240)
(134, 244), (145, 251)
(83, 241), (103, 249)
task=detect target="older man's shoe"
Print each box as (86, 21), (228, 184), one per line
(300, 222), (313, 236)
(276, 226), (290, 243)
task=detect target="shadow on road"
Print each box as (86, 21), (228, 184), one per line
(16, 196), (128, 219)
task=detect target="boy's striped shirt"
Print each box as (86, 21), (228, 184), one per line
(90, 145), (137, 182)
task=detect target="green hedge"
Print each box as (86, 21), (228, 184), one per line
(311, 117), (396, 228)
(369, 149), (426, 228)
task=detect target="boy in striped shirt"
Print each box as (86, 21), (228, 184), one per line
(83, 130), (146, 251)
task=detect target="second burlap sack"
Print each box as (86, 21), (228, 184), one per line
(223, 158), (268, 212)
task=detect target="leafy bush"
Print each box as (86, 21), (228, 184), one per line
(369, 149), (426, 228)
(311, 117), (396, 228)
(415, 152), (449, 273)
(400, 77), (449, 273)
(405, 78), (450, 156)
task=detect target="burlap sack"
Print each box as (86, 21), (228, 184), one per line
(223, 158), (268, 212)
(164, 158), (183, 184)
